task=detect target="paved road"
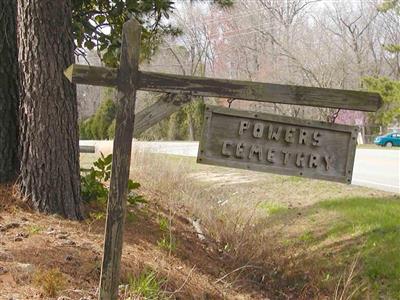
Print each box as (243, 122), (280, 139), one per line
(80, 140), (400, 193)
(352, 149), (399, 193)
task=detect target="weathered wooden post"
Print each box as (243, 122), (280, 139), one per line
(98, 19), (141, 300)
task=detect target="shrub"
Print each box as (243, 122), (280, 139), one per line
(80, 153), (144, 206)
(79, 94), (205, 141)
(363, 77), (400, 126)
(81, 153), (112, 203)
(79, 96), (117, 140)
(91, 98), (117, 139)
(79, 118), (94, 140)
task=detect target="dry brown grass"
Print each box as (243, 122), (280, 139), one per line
(33, 268), (66, 297)
(81, 149), (392, 296)
(80, 149), (400, 298)
(0, 183), (30, 213)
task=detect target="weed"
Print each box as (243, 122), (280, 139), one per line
(157, 216), (177, 252)
(33, 268), (66, 297)
(127, 269), (166, 299)
(298, 231), (315, 243)
(27, 224), (42, 235)
(80, 152), (112, 203)
(127, 181), (147, 206)
(157, 236), (177, 252)
(89, 211), (106, 221)
(126, 211), (137, 223)
(80, 153), (144, 207)
(158, 216), (169, 232)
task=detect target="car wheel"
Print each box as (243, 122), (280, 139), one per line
(386, 141), (393, 147)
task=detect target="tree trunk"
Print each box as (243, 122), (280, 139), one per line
(17, 0), (84, 220)
(0, 0), (18, 183)
(187, 113), (195, 141)
(168, 114), (178, 140)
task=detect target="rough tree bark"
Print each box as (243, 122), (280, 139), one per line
(17, 0), (84, 219)
(0, 0), (18, 183)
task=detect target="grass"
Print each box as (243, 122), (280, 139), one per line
(319, 196), (400, 297)
(298, 230), (315, 243)
(357, 144), (400, 150)
(27, 224), (43, 235)
(126, 269), (166, 299)
(80, 151), (398, 297)
(157, 215), (177, 252)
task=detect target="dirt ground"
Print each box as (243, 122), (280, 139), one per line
(0, 183), (269, 300)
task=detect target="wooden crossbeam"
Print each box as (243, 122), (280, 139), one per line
(133, 94), (190, 137)
(65, 64), (382, 112)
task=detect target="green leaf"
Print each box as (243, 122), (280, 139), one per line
(127, 195), (146, 205)
(104, 154), (113, 165)
(128, 180), (140, 190)
(95, 15), (107, 24)
(84, 40), (96, 50)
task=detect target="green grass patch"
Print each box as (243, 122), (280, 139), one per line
(127, 269), (166, 299)
(298, 230), (315, 244)
(259, 201), (287, 215)
(319, 196), (400, 297)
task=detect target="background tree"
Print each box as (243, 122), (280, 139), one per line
(72, 0), (232, 67)
(363, 77), (400, 127)
(0, 0), (18, 183)
(193, 0), (399, 133)
(363, 0), (400, 132)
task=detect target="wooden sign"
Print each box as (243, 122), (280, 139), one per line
(197, 106), (358, 183)
(64, 19), (382, 300)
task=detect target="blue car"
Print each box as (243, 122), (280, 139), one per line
(374, 132), (400, 147)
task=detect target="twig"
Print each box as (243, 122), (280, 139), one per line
(334, 252), (363, 300)
(167, 265), (196, 296)
(214, 265), (261, 284)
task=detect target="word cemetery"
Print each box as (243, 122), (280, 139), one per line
(65, 19), (382, 300)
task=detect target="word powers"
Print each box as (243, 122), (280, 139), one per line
(197, 106), (358, 183)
